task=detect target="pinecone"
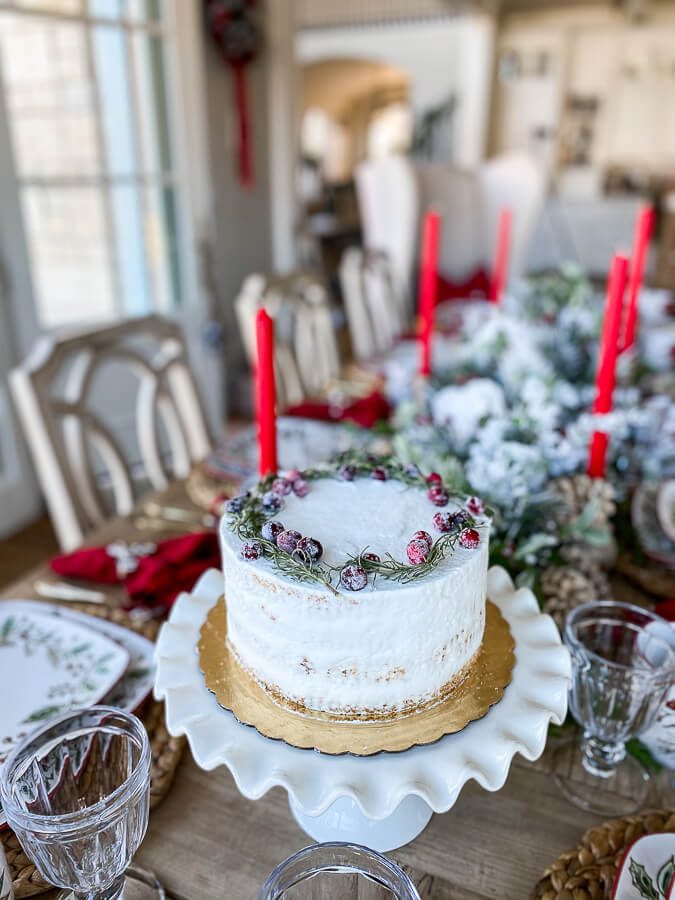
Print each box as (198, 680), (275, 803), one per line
(551, 473), (616, 527)
(560, 543), (612, 600)
(540, 565), (595, 630)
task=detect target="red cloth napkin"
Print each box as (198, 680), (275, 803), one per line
(437, 267), (491, 301)
(51, 531), (220, 613)
(655, 599), (675, 621)
(286, 389), (390, 429)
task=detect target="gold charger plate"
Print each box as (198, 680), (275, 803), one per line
(198, 596), (515, 756)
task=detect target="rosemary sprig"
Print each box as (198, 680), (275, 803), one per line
(332, 522), (484, 586)
(230, 490), (338, 595)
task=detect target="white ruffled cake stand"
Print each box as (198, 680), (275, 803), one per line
(154, 566), (570, 851)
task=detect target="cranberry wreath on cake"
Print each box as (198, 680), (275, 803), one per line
(219, 454), (490, 721)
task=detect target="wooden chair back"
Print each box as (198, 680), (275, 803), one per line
(9, 315), (211, 550)
(234, 272), (340, 408)
(339, 248), (403, 361)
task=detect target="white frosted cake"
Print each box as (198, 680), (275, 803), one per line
(220, 457), (489, 720)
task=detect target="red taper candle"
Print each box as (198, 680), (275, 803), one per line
(418, 209), (441, 376)
(488, 208), (513, 305)
(620, 204), (654, 352)
(255, 308), (278, 477)
(587, 254), (629, 479)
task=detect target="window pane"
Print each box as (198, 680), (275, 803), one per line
(110, 183), (151, 315)
(132, 30), (172, 174)
(22, 185), (116, 327)
(88, 0), (123, 17)
(144, 184), (182, 311)
(92, 24), (136, 176)
(14, 0), (83, 12)
(126, 0), (162, 23)
(0, 16), (101, 178)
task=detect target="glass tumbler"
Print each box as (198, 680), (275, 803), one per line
(0, 706), (163, 900)
(554, 601), (675, 816)
(258, 842), (421, 900)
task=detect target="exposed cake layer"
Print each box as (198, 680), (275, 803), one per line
(220, 477), (489, 718)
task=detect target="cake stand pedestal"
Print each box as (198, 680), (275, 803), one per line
(289, 795), (433, 850)
(154, 566), (570, 852)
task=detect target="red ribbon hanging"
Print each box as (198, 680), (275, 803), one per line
(205, 0), (260, 190)
(232, 63), (253, 188)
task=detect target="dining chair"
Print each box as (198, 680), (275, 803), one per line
(355, 154), (418, 320)
(9, 315), (212, 551)
(479, 152), (546, 283)
(416, 162), (486, 287)
(339, 247), (403, 361)
(234, 271), (341, 406)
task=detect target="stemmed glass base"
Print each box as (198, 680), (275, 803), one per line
(553, 738), (650, 817)
(55, 866), (166, 900)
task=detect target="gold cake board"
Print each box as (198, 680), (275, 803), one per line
(199, 596), (515, 756)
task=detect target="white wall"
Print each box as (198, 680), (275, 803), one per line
(297, 15), (495, 168)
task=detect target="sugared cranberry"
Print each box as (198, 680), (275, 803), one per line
(292, 478), (309, 498)
(338, 464), (356, 481)
(286, 469), (301, 483)
(412, 530), (432, 548)
(371, 467), (387, 481)
(426, 472), (442, 486)
(296, 536), (323, 563)
(277, 529), (302, 553)
(406, 538), (430, 565)
(427, 486), (449, 507)
(433, 510), (468, 533)
(433, 511), (453, 532)
(459, 528), (480, 549)
(225, 494), (248, 514)
(261, 491), (283, 513)
(241, 541), (263, 560)
(272, 477), (292, 496)
(362, 552), (381, 563)
(340, 564), (368, 591)
(467, 496), (484, 516)
(261, 520), (284, 544)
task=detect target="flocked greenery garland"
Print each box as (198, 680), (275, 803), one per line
(227, 450), (486, 594)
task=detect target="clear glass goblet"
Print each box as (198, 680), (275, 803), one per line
(258, 842), (421, 899)
(554, 601), (675, 816)
(0, 706), (163, 900)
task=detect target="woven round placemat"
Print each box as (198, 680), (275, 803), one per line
(616, 552), (675, 600)
(1, 607), (185, 899)
(532, 809), (675, 899)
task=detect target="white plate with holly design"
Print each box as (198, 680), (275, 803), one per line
(612, 833), (675, 899)
(0, 605), (129, 767)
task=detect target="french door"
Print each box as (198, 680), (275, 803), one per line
(0, 0), (217, 535)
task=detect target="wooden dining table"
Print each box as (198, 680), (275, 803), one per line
(0, 479), (666, 900)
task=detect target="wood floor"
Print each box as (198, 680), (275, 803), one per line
(0, 516), (58, 590)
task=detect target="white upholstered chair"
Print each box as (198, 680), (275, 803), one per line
(9, 315), (212, 551)
(357, 152), (545, 304)
(479, 152), (546, 283)
(355, 154), (418, 321)
(416, 163), (486, 285)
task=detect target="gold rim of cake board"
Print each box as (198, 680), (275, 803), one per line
(198, 596), (515, 756)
